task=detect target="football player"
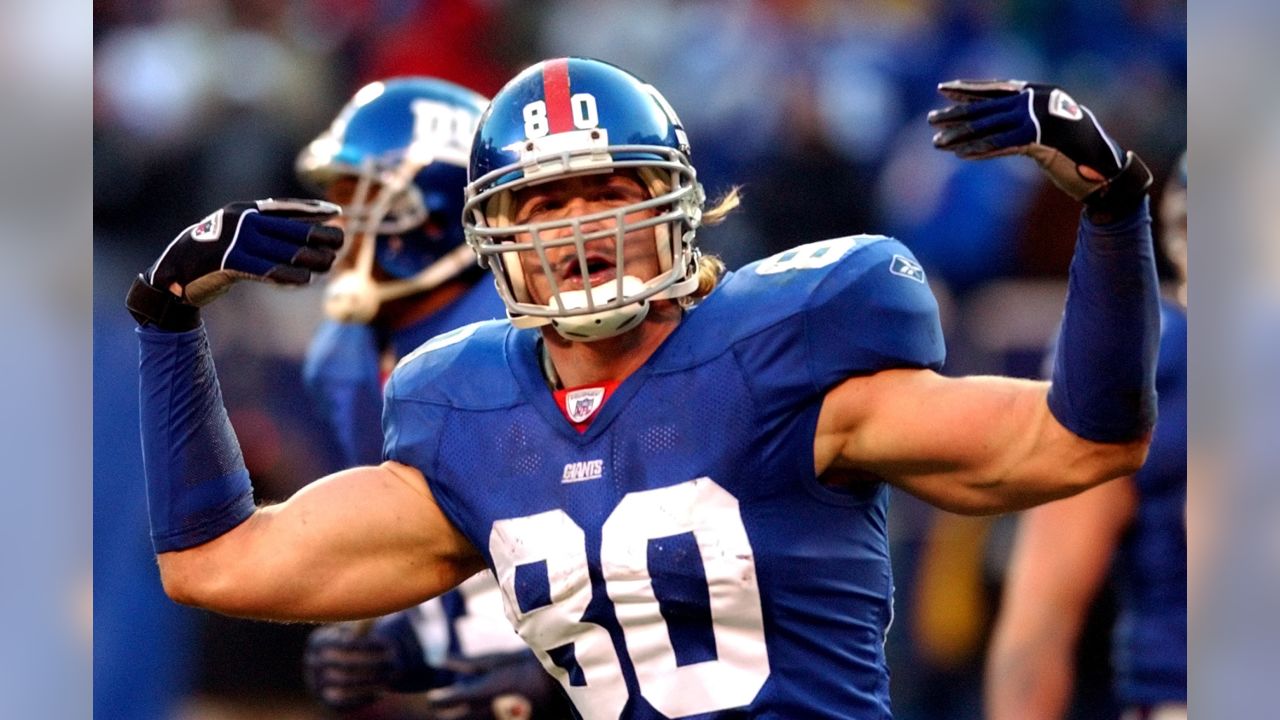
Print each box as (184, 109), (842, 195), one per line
(293, 76), (566, 719)
(985, 153), (1188, 720)
(128, 58), (1161, 719)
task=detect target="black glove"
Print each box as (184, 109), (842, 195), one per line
(424, 651), (570, 720)
(127, 198), (343, 330)
(305, 616), (568, 719)
(928, 80), (1152, 221)
(305, 612), (450, 713)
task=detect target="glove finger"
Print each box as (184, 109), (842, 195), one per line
(937, 78), (1027, 102)
(308, 636), (385, 656)
(317, 685), (381, 711)
(263, 265), (311, 285)
(944, 127), (1040, 159)
(316, 661), (391, 686)
(230, 215), (335, 275)
(255, 198), (342, 222)
(224, 241), (295, 277)
(925, 104), (969, 128)
(931, 106), (1030, 150)
(306, 223), (345, 251)
(247, 212), (325, 247)
(927, 92), (1025, 127)
(291, 245), (337, 272)
(308, 642), (391, 661)
(312, 647), (393, 669)
(949, 143), (1024, 160)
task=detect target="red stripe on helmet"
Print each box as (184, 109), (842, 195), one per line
(542, 58), (573, 134)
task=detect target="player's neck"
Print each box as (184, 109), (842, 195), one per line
(540, 301), (682, 388)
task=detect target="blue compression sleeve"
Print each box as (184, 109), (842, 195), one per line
(1046, 198), (1160, 442)
(138, 324), (255, 552)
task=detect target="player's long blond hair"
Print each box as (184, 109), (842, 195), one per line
(683, 186), (740, 305)
(632, 164), (740, 306)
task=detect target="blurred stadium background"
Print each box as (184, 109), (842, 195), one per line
(93, 1), (1185, 719)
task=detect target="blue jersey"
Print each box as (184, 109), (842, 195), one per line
(1110, 299), (1187, 705)
(303, 278), (507, 469)
(384, 237), (945, 720)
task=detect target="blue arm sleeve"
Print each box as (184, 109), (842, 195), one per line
(1046, 199), (1160, 442)
(138, 324), (255, 552)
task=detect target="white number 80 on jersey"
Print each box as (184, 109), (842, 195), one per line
(489, 478), (770, 720)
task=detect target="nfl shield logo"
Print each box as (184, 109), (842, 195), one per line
(565, 387), (606, 424)
(192, 210), (224, 241)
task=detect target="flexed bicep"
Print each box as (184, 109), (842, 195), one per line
(158, 460), (485, 622)
(815, 369), (1145, 515)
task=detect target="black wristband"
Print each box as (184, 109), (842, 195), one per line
(126, 274), (202, 331)
(1083, 151), (1153, 225)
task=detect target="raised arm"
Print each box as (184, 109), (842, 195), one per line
(815, 80), (1158, 514)
(129, 199), (484, 622)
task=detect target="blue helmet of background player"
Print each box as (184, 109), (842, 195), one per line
(298, 77), (489, 323)
(463, 57), (707, 341)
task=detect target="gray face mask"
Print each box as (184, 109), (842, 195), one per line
(464, 153), (705, 341)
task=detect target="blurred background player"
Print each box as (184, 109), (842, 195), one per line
(294, 76), (567, 720)
(984, 152), (1188, 720)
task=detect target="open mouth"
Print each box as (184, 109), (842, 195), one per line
(557, 253), (617, 289)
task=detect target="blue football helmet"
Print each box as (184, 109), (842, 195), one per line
(298, 77), (489, 323)
(463, 58), (706, 341)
